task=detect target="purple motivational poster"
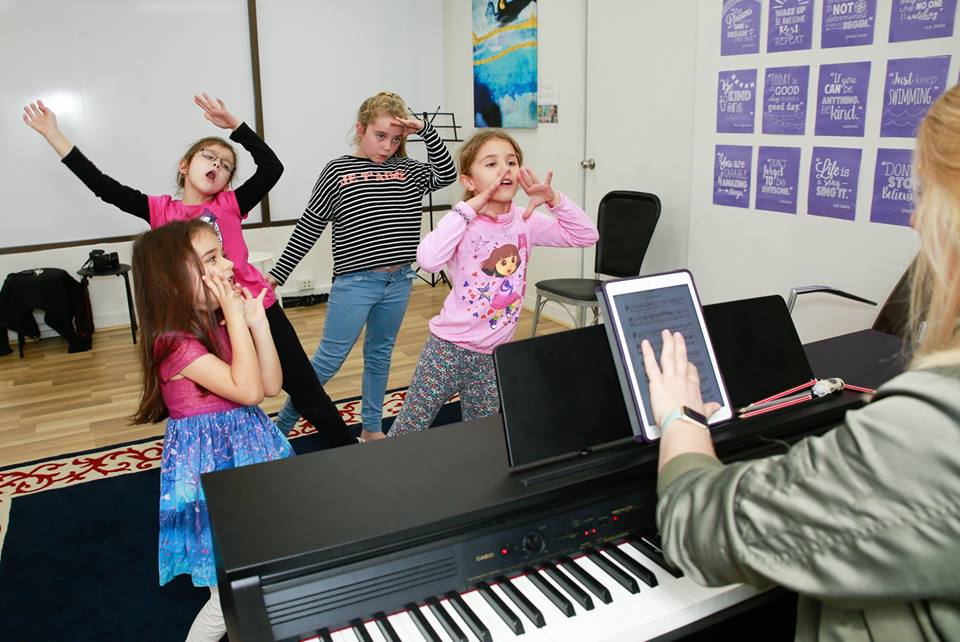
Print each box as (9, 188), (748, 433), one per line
(870, 148), (916, 226)
(763, 66), (810, 135)
(756, 147), (802, 214)
(717, 69), (757, 133)
(815, 61), (871, 136)
(889, 0), (957, 41)
(880, 56), (952, 137)
(822, 0), (877, 47)
(768, 0), (814, 52)
(713, 145), (753, 208)
(808, 147), (862, 220)
(721, 0), (761, 55)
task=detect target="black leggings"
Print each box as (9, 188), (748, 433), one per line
(266, 302), (355, 448)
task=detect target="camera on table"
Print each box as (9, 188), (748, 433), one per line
(87, 249), (120, 273)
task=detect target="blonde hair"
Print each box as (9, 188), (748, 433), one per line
(908, 84), (960, 368)
(353, 92), (411, 158)
(456, 129), (524, 200)
(176, 136), (237, 191)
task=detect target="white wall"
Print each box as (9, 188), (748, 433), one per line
(687, 0), (956, 342)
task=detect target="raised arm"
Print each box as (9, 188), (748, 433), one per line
(23, 100), (149, 221)
(519, 168), (598, 247)
(418, 169), (508, 271)
(394, 118), (457, 193)
(194, 93), (284, 215)
(179, 274), (265, 406)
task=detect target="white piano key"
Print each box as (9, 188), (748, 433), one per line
(332, 629), (357, 642)
(385, 610), (424, 642)
(461, 588), (522, 640)
(361, 619), (388, 642)
(610, 543), (705, 604)
(437, 596), (482, 642)
(418, 603), (453, 642)
(509, 574), (571, 629)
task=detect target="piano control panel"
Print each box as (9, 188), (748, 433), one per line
(459, 493), (647, 582)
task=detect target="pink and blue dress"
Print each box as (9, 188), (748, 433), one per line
(156, 327), (292, 587)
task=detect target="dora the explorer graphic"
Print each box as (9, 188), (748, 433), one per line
(479, 243), (523, 328)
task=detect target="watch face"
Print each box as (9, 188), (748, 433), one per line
(682, 406), (708, 426)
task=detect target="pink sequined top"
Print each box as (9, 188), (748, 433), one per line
(157, 327), (242, 419)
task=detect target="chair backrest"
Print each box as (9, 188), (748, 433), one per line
(594, 190), (661, 277)
(872, 256), (916, 338)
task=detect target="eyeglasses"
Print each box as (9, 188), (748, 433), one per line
(198, 149), (235, 173)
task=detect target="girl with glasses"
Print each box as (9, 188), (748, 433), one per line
(23, 93), (357, 450)
(267, 91), (457, 442)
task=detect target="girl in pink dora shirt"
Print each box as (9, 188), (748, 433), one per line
(130, 220), (292, 641)
(389, 130), (599, 436)
(23, 94), (356, 449)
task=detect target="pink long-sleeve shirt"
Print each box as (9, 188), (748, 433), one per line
(418, 193), (599, 354)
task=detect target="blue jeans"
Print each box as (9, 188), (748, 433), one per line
(275, 265), (415, 434)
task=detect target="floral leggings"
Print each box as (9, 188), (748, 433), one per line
(389, 335), (500, 436)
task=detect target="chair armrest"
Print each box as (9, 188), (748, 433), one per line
(786, 286), (877, 314)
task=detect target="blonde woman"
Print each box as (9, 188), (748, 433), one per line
(268, 92), (456, 441)
(642, 84), (960, 641)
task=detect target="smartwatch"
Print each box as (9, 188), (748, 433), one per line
(661, 406), (709, 431)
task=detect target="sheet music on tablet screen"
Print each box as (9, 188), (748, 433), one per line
(612, 285), (723, 423)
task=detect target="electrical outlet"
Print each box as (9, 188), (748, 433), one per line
(297, 276), (314, 290)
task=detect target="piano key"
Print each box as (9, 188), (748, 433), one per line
(317, 629), (335, 642)
(557, 555), (612, 604)
(540, 561), (594, 611)
(373, 612), (402, 642)
(406, 603), (443, 642)
(444, 591), (492, 642)
(332, 630), (356, 642)
(477, 581), (525, 635)
(585, 547), (639, 594)
(495, 575), (546, 628)
(426, 597), (468, 642)
(387, 612), (424, 642)
(462, 589), (522, 641)
(509, 575), (570, 630)
(604, 542), (658, 588)
(628, 534), (684, 578)
(350, 619), (375, 642)
(613, 541), (712, 603)
(524, 567), (576, 617)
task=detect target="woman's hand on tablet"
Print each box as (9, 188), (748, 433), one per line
(641, 330), (721, 426)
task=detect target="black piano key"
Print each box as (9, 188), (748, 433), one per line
(350, 618), (374, 642)
(524, 567), (576, 617)
(585, 547), (639, 594)
(495, 575), (546, 628)
(407, 602), (443, 642)
(604, 543), (659, 588)
(426, 597), (468, 642)
(477, 581), (525, 635)
(629, 535), (684, 579)
(445, 591), (492, 642)
(541, 561), (594, 611)
(373, 612), (403, 642)
(557, 555), (612, 604)
(315, 629), (334, 642)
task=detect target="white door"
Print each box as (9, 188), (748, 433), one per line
(582, 1), (702, 276)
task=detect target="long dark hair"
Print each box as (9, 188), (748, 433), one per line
(130, 220), (225, 424)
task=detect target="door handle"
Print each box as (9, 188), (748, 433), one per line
(580, 158), (596, 170)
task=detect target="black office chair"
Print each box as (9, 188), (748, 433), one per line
(529, 190), (661, 336)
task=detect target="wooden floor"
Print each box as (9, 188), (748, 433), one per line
(0, 283), (569, 467)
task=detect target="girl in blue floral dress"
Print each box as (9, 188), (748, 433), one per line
(130, 219), (292, 641)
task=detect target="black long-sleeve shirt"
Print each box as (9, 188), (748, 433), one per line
(60, 122), (283, 221)
(269, 122), (457, 283)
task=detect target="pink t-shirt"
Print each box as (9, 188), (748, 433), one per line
(418, 194), (599, 354)
(148, 191), (276, 308)
(157, 327), (241, 419)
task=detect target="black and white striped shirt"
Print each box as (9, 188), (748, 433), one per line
(270, 123), (456, 283)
